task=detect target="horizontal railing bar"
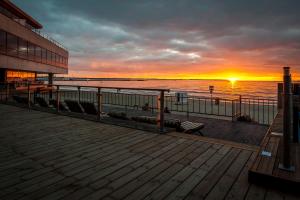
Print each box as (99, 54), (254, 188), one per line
(28, 83), (170, 92)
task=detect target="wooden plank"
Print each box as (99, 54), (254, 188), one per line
(144, 145), (226, 200)
(225, 152), (257, 200)
(205, 150), (252, 200)
(245, 184), (267, 200)
(185, 148), (240, 200)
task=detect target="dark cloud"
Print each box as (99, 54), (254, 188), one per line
(12, 0), (300, 77)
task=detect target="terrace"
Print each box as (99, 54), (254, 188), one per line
(0, 76), (300, 199)
(0, 103), (298, 200)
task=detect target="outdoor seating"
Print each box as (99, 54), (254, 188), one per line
(179, 121), (205, 135)
(35, 96), (49, 107)
(80, 101), (98, 115)
(49, 99), (68, 111)
(64, 100), (84, 113)
(12, 95), (33, 105)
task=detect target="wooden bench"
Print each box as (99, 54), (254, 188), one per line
(180, 121), (205, 135)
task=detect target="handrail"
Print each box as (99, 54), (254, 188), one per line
(29, 83), (170, 92)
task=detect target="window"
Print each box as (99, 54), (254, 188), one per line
(6, 70), (35, 81)
(42, 48), (47, 64)
(18, 38), (27, 59)
(47, 50), (52, 65)
(0, 30), (68, 67)
(35, 46), (41, 62)
(6, 33), (18, 56)
(55, 54), (59, 65)
(51, 52), (55, 65)
(0, 30), (6, 54)
(28, 42), (35, 61)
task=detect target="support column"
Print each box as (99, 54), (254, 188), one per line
(48, 73), (54, 100)
(277, 83), (283, 109)
(0, 69), (6, 82)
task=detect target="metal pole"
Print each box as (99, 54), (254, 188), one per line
(6, 83), (9, 102)
(56, 86), (60, 112)
(78, 86), (81, 102)
(27, 83), (31, 108)
(239, 95), (242, 116)
(157, 91), (165, 133)
(97, 88), (102, 120)
(279, 66), (295, 171)
(48, 73), (53, 100)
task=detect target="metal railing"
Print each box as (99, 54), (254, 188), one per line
(0, 82), (278, 127)
(0, 83), (168, 132)
(0, 6), (67, 51)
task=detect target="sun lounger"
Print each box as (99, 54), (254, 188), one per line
(49, 99), (68, 111)
(35, 97), (49, 107)
(13, 95), (24, 103)
(13, 95), (33, 105)
(180, 121), (205, 135)
(131, 116), (181, 128)
(64, 100), (83, 113)
(80, 101), (98, 115)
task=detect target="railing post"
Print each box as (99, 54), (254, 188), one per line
(6, 83), (9, 102)
(56, 86), (60, 112)
(157, 91), (165, 133)
(27, 83), (31, 108)
(279, 66), (295, 171)
(78, 86), (81, 102)
(231, 100), (234, 121)
(239, 95), (242, 116)
(97, 88), (102, 120)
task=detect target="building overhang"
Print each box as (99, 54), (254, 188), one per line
(0, 0), (42, 29)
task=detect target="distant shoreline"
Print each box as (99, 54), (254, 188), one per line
(49, 77), (282, 82)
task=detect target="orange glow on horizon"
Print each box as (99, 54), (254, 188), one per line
(67, 64), (300, 81)
(68, 70), (286, 81)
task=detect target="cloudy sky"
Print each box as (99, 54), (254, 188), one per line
(13, 0), (300, 80)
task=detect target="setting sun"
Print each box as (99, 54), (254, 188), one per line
(228, 77), (239, 83)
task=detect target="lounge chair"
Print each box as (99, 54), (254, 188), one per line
(49, 99), (68, 111)
(131, 116), (181, 128)
(80, 101), (98, 115)
(13, 95), (33, 105)
(179, 121), (205, 136)
(35, 97), (49, 107)
(13, 95), (24, 103)
(64, 100), (83, 113)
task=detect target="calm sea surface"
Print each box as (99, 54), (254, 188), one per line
(55, 80), (278, 99)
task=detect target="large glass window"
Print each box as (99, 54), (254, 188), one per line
(51, 52), (55, 65)
(0, 30), (6, 54)
(42, 48), (47, 64)
(6, 33), (18, 56)
(35, 46), (41, 62)
(18, 38), (27, 59)
(28, 42), (35, 61)
(0, 29), (67, 67)
(6, 70), (35, 82)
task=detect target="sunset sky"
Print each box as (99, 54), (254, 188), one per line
(13, 0), (300, 80)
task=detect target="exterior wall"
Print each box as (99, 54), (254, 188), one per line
(0, 12), (68, 74)
(0, 54), (67, 74)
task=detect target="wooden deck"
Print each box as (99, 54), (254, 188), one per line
(0, 104), (298, 200)
(249, 110), (300, 191)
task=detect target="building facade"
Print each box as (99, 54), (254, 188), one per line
(0, 0), (68, 83)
